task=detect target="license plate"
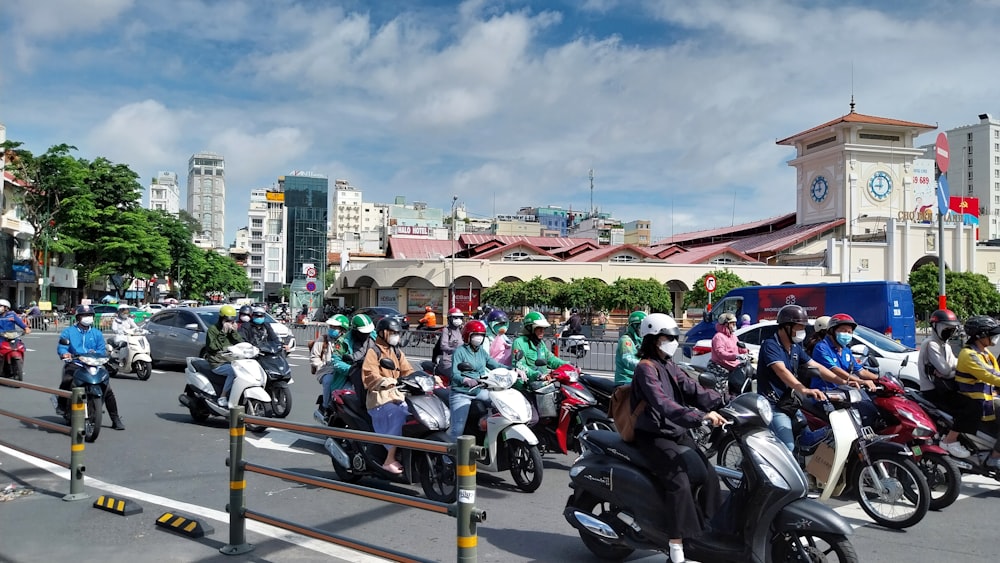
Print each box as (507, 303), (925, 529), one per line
(911, 445), (922, 457)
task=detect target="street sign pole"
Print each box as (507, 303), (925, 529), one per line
(935, 133), (950, 310)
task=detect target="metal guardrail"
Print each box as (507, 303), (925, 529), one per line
(223, 407), (486, 561)
(0, 379), (89, 500)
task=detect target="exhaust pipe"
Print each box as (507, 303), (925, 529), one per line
(324, 437), (351, 469)
(312, 408), (326, 426)
(569, 510), (619, 540)
(178, 394), (191, 407)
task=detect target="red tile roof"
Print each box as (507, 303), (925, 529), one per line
(665, 243), (760, 264)
(651, 213), (796, 247)
(564, 244), (657, 262)
(458, 234), (590, 249)
(472, 242), (559, 261)
(387, 238), (457, 259)
(777, 110), (936, 145)
(2, 171), (27, 187)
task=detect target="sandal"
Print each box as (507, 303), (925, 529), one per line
(382, 461), (403, 475)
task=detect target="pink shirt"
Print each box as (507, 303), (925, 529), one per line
(710, 323), (740, 370)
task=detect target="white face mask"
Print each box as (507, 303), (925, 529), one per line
(991, 335), (1000, 347)
(387, 334), (401, 347)
(793, 329), (807, 343)
(658, 339), (679, 358)
(79, 316), (94, 327)
(239, 315), (250, 323)
(451, 318), (463, 327)
(470, 335), (485, 348)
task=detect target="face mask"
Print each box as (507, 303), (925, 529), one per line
(387, 334), (401, 347)
(835, 332), (852, 347)
(252, 317), (265, 325)
(658, 339), (679, 358)
(793, 329), (806, 343)
(240, 315), (250, 323)
(328, 329), (341, 339)
(992, 335), (1000, 347)
(451, 318), (463, 327)
(470, 335), (485, 347)
(79, 316), (94, 327)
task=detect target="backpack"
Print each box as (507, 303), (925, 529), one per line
(609, 384), (646, 443)
(347, 340), (402, 399)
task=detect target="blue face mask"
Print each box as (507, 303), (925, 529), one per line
(328, 329), (341, 339)
(252, 317), (265, 325)
(835, 332), (852, 347)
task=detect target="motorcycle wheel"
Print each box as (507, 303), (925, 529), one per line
(8, 358), (22, 381)
(508, 440), (543, 492)
(418, 452), (456, 502)
(715, 434), (744, 490)
(575, 347), (587, 359)
(134, 361), (152, 381)
(920, 453), (962, 511)
(188, 404), (210, 422)
(851, 452), (929, 529)
(569, 491), (635, 561)
(84, 396), (103, 443)
(771, 531), (859, 563)
(270, 384), (292, 418)
(330, 440), (363, 483)
(243, 398), (268, 433)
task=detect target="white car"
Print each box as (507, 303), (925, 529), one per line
(140, 303), (165, 313)
(689, 320), (920, 388)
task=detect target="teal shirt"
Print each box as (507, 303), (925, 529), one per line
(451, 344), (502, 395)
(614, 331), (641, 385)
(511, 335), (566, 387)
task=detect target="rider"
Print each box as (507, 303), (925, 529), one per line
(418, 306), (437, 330)
(630, 313), (725, 563)
(564, 308), (583, 337)
(237, 305), (253, 327)
(362, 317), (415, 475)
(312, 314), (351, 413)
(0, 299), (30, 334)
(205, 304), (244, 408)
(57, 304), (124, 430)
(708, 312), (748, 394)
(238, 307), (284, 352)
(449, 319), (503, 441)
(756, 304), (829, 452)
(803, 315), (830, 356)
(954, 315), (1000, 468)
(511, 311), (567, 389)
(110, 305), (139, 364)
(432, 307), (465, 381)
(484, 309), (512, 366)
(614, 310), (646, 385)
(917, 309), (976, 458)
(808, 313), (881, 429)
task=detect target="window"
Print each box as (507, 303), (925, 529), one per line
(252, 219), (263, 228)
(251, 268), (262, 277)
(968, 133), (974, 141)
(995, 156), (1000, 165)
(968, 146), (973, 154)
(610, 254), (637, 263)
(251, 243), (262, 252)
(969, 185), (974, 195)
(994, 196), (999, 204)
(969, 171), (974, 180)
(503, 251), (529, 261)
(969, 158), (974, 167)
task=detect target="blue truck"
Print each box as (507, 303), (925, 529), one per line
(682, 280), (917, 357)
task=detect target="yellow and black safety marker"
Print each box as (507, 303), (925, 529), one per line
(93, 494), (143, 516)
(155, 511), (214, 538)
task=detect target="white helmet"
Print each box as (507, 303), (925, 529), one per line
(814, 315), (832, 333)
(0, 299), (10, 309)
(640, 313), (680, 339)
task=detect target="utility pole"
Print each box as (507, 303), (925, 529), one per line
(450, 196), (458, 309)
(589, 168), (595, 218)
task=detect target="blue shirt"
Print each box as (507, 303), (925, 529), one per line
(57, 325), (107, 358)
(0, 311), (27, 332)
(757, 334), (810, 401)
(810, 337), (862, 392)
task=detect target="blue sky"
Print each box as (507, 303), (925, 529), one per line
(4, 0), (1000, 244)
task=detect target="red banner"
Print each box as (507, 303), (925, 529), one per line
(453, 289), (481, 314)
(757, 287), (826, 320)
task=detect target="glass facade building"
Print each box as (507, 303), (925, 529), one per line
(279, 173), (328, 309)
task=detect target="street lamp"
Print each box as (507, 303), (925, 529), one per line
(450, 196), (458, 309)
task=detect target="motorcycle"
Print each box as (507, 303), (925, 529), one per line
(559, 323), (590, 359)
(106, 328), (153, 381)
(907, 386), (1000, 484)
(454, 363), (543, 492)
(54, 354), (112, 443)
(525, 363), (613, 455)
(314, 358), (455, 502)
(256, 341), (294, 418)
(686, 356), (756, 457)
(564, 392), (858, 563)
(717, 385), (931, 529)
(178, 342), (272, 432)
(0, 329), (26, 381)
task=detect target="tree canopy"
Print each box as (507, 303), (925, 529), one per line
(684, 270), (748, 310)
(908, 264), (1000, 319)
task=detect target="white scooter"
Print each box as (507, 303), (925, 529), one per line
(107, 328), (153, 381)
(455, 364), (543, 492)
(178, 342), (272, 431)
(559, 324), (590, 358)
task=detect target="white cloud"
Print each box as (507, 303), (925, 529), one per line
(86, 100), (185, 174)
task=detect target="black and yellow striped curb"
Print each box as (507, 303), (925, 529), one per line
(92, 495), (142, 516)
(155, 511), (214, 538)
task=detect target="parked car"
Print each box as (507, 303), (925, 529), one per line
(688, 320), (920, 388)
(140, 303), (165, 313)
(92, 304), (152, 328)
(354, 307), (411, 331)
(141, 305), (295, 366)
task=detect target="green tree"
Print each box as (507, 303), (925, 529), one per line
(518, 277), (558, 309)
(553, 278), (611, 317)
(608, 278), (673, 313)
(481, 280), (521, 310)
(97, 208), (172, 300)
(908, 264), (1000, 319)
(684, 270), (747, 310)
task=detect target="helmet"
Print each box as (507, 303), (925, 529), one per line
(238, 305), (253, 317)
(827, 313), (857, 331)
(326, 314), (350, 329)
(718, 312), (737, 325)
(640, 313), (680, 338)
(376, 317), (402, 333)
(117, 305), (131, 317)
(571, 308), (579, 314)
(351, 313), (375, 334)
(741, 314), (751, 323)
(251, 307), (266, 318)
(220, 304), (237, 319)
(628, 311), (647, 326)
(814, 315), (832, 332)
(485, 309), (509, 332)
(522, 311), (550, 331)
(0, 299), (10, 309)
(776, 304), (808, 327)
(447, 307), (464, 318)
(425, 306), (433, 312)
(75, 304), (94, 316)
(930, 309), (960, 340)
(964, 315), (1000, 340)
(462, 320), (488, 343)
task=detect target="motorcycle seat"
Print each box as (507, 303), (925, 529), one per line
(189, 358), (227, 383)
(339, 392), (374, 429)
(582, 429), (658, 472)
(580, 373), (615, 397)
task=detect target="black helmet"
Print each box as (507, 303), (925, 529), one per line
(776, 304), (808, 326)
(964, 315), (1000, 340)
(75, 304), (94, 316)
(238, 305), (252, 316)
(930, 309), (961, 340)
(376, 317), (402, 333)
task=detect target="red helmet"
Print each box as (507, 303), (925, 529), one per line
(827, 313), (857, 331)
(462, 320), (487, 343)
(448, 307), (464, 318)
(930, 309), (959, 327)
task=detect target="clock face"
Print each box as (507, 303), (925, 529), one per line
(868, 171), (892, 201)
(810, 176), (829, 203)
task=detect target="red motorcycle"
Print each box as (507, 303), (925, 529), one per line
(0, 328), (26, 381)
(524, 364), (613, 454)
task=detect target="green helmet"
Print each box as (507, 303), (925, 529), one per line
(220, 304), (237, 319)
(628, 311), (646, 326)
(522, 311), (550, 333)
(351, 313), (374, 334)
(327, 314), (350, 329)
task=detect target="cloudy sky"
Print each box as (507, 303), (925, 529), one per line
(3, 0), (999, 244)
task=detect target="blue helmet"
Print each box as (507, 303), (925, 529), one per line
(484, 309), (509, 335)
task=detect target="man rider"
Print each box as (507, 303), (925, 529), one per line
(0, 299), (30, 334)
(808, 313), (881, 429)
(614, 310), (645, 385)
(433, 308), (464, 381)
(511, 311), (567, 389)
(418, 306), (437, 330)
(917, 309), (975, 458)
(954, 315), (1000, 468)
(237, 305), (253, 327)
(110, 305), (139, 364)
(57, 304), (124, 430)
(564, 308), (583, 337)
(449, 319), (502, 441)
(206, 304), (244, 408)
(239, 307), (285, 352)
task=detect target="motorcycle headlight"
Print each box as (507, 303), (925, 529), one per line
(756, 394), (773, 427)
(750, 449), (789, 490)
(492, 398), (529, 423)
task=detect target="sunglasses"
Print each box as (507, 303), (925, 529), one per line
(661, 335), (678, 342)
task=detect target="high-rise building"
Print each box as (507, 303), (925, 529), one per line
(246, 188), (287, 301)
(940, 113), (1000, 240)
(186, 152), (226, 248)
(148, 171), (180, 214)
(280, 172), (328, 310)
(331, 179), (362, 239)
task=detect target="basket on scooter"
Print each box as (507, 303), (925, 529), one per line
(532, 382), (558, 418)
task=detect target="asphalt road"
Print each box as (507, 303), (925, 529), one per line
(2, 330), (999, 562)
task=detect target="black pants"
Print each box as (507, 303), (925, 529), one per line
(634, 430), (720, 538)
(923, 388), (981, 434)
(59, 363), (119, 418)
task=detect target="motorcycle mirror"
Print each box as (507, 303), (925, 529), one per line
(420, 360), (436, 372)
(379, 357), (397, 370)
(850, 344), (869, 356)
(697, 372), (719, 389)
(457, 362), (475, 372)
(535, 358), (548, 367)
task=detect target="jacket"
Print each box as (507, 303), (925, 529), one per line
(710, 323), (740, 371)
(511, 334), (567, 386)
(632, 356), (721, 439)
(451, 343), (502, 394)
(238, 322), (280, 351)
(955, 345), (1000, 421)
(433, 326), (464, 373)
(361, 338), (414, 398)
(112, 316), (138, 336)
(916, 332), (956, 392)
(614, 330), (641, 385)
(0, 311), (28, 332)
(205, 322), (244, 369)
(57, 324), (107, 358)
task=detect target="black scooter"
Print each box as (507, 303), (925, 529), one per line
(564, 390), (858, 563)
(55, 355), (112, 443)
(256, 341), (293, 418)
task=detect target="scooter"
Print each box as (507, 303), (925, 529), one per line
(178, 342), (272, 432)
(106, 328), (152, 381)
(564, 392), (858, 563)
(559, 323), (590, 358)
(687, 356), (756, 456)
(907, 386), (1000, 483)
(525, 363), (613, 455)
(0, 329), (26, 381)
(256, 341), (294, 418)
(315, 358), (455, 502)
(54, 354), (112, 443)
(455, 363), (543, 492)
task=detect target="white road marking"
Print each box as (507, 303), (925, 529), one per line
(246, 430), (319, 455)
